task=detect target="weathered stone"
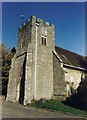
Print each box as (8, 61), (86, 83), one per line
(7, 16), (55, 105)
(7, 15), (87, 105)
(53, 52), (67, 100)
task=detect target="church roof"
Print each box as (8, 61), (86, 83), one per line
(55, 46), (87, 71)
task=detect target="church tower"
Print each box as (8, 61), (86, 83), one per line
(6, 16), (55, 105)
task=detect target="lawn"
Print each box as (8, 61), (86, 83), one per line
(31, 100), (87, 117)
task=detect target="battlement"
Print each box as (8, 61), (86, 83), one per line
(18, 16), (54, 30)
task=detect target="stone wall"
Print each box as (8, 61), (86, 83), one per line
(6, 55), (17, 102)
(24, 49), (33, 105)
(53, 53), (66, 100)
(23, 16), (55, 101)
(35, 20), (55, 100)
(16, 20), (31, 56)
(64, 66), (85, 90)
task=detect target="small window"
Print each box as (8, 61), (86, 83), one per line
(42, 37), (46, 45)
(42, 37), (44, 45)
(44, 38), (46, 45)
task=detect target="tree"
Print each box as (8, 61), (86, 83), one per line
(76, 73), (87, 110)
(1, 44), (16, 95)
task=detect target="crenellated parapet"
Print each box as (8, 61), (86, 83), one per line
(18, 16), (54, 31)
(18, 19), (30, 30)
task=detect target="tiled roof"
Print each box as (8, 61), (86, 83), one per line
(55, 46), (87, 70)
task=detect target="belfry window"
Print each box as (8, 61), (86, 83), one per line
(42, 27), (47, 45)
(42, 36), (46, 45)
(42, 37), (44, 45)
(44, 38), (46, 45)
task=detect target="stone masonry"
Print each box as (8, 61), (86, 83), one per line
(7, 15), (83, 105)
(53, 53), (66, 100)
(6, 16), (58, 105)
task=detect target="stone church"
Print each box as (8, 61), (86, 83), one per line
(6, 16), (87, 105)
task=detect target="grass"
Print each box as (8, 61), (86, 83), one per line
(31, 100), (87, 117)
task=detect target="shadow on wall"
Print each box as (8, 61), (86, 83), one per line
(62, 74), (87, 111)
(2, 80), (8, 96)
(19, 54), (26, 105)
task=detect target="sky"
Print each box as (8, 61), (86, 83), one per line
(2, 2), (85, 56)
